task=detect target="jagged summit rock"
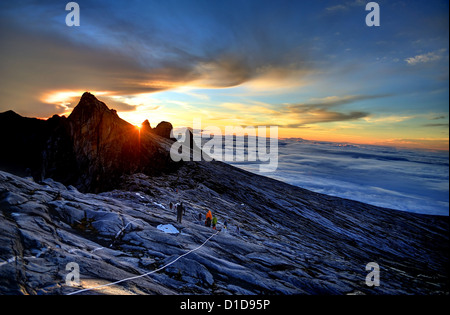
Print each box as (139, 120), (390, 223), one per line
(153, 121), (173, 140)
(0, 110), (22, 119)
(69, 92), (110, 116)
(68, 92), (131, 131)
(0, 92), (177, 193)
(141, 119), (152, 131)
(66, 93), (142, 191)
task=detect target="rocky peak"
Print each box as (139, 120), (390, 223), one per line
(0, 110), (22, 120)
(64, 93), (177, 192)
(153, 121), (173, 139)
(141, 119), (152, 132)
(0, 92), (178, 193)
(69, 92), (107, 114)
(68, 92), (122, 129)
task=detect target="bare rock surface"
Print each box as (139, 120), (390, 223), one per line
(0, 163), (448, 295)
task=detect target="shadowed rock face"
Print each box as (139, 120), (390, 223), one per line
(0, 92), (177, 193)
(0, 110), (67, 180)
(152, 121), (173, 140)
(65, 92), (176, 192)
(141, 120), (152, 132)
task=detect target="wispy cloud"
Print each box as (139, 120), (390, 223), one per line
(405, 49), (448, 65)
(282, 110), (369, 128)
(213, 95), (386, 128)
(363, 114), (416, 124)
(423, 123), (449, 128)
(273, 94), (392, 127)
(431, 115), (447, 120)
(325, 0), (365, 13)
(326, 4), (348, 12)
(286, 94), (390, 109)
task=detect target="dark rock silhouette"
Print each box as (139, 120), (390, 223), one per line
(152, 121), (173, 140)
(0, 110), (74, 182)
(65, 92), (177, 192)
(141, 119), (152, 132)
(0, 92), (177, 192)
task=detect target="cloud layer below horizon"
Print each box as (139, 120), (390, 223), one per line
(229, 138), (449, 216)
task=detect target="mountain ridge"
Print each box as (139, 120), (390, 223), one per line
(0, 92), (177, 193)
(0, 93), (448, 295)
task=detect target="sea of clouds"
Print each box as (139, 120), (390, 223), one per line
(226, 138), (449, 216)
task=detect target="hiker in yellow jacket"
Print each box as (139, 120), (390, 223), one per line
(212, 215), (218, 230)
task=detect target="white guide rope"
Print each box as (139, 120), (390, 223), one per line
(66, 230), (219, 295)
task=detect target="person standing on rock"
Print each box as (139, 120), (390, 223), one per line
(212, 215), (218, 230)
(205, 210), (212, 227)
(177, 202), (185, 224)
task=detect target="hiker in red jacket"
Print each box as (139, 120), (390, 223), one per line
(205, 210), (212, 227)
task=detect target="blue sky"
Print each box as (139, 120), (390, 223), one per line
(0, 0), (448, 149)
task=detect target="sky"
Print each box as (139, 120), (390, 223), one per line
(0, 0), (449, 150)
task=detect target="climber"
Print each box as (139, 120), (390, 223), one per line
(205, 210), (212, 227)
(212, 215), (218, 230)
(177, 202), (185, 224)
